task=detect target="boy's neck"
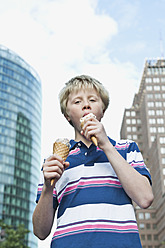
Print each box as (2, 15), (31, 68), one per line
(74, 130), (92, 148)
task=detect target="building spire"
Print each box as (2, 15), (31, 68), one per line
(160, 30), (164, 58)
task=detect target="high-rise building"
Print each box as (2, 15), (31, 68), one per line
(0, 45), (42, 248)
(120, 58), (165, 248)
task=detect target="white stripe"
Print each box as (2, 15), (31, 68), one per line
(116, 139), (133, 144)
(127, 151), (143, 163)
(39, 169), (44, 184)
(57, 203), (136, 227)
(56, 162), (117, 192)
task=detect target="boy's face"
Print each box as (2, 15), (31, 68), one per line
(66, 88), (104, 132)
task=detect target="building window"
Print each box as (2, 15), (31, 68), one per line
(154, 85), (160, 91)
(127, 127), (131, 132)
(162, 158), (165, 164)
(161, 77), (165, 82)
(163, 168), (165, 175)
(147, 234), (152, 240)
(126, 111), (130, 116)
(160, 137), (165, 144)
(147, 94), (153, 99)
(155, 102), (162, 107)
(148, 102), (154, 107)
(145, 77), (152, 83)
(146, 86), (152, 91)
(153, 77), (160, 83)
(155, 68), (159, 75)
(133, 135), (137, 140)
(150, 127), (157, 133)
(132, 127), (137, 132)
(162, 85), (165, 90)
(149, 118), (156, 124)
(139, 223), (145, 229)
(148, 110), (155, 115)
(155, 94), (161, 99)
(145, 213), (151, 219)
(153, 223), (157, 229)
(131, 111), (136, 116)
(146, 223), (151, 229)
(161, 148), (165, 154)
(154, 235), (158, 240)
(137, 126), (141, 132)
(138, 213), (144, 219)
(132, 119), (136, 124)
(156, 110), (163, 115)
(126, 119), (131, 124)
(158, 127), (165, 133)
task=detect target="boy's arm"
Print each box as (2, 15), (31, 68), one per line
(82, 117), (154, 209)
(33, 154), (69, 240)
(102, 140), (154, 209)
(32, 184), (55, 240)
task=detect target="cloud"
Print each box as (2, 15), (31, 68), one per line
(114, 0), (140, 29)
(0, 0), (119, 80)
(0, 9), (47, 66)
(29, 0), (118, 66)
(0, 0), (139, 154)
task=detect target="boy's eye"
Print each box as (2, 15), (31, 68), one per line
(90, 98), (96, 102)
(75, 100), (81, 104)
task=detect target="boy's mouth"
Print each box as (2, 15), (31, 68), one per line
(82, 112), (90, 117)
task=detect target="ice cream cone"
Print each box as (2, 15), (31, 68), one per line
(51, 138), (70, 186)
(80, 113), (98, 146)
(91, 136), (98, 146)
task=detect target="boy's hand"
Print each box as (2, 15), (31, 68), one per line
(81, 115), (109, 149)
(43, 154), (69, 187)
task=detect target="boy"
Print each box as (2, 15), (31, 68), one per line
(33, 75), (154, 248)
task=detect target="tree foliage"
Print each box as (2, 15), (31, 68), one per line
(0, 220), (29, 248)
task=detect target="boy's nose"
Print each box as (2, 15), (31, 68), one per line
(82, 102), (91, 110)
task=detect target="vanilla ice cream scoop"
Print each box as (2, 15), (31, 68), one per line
(80, 113), (98, 146)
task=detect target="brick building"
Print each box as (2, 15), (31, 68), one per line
(120, 58), (165, 248)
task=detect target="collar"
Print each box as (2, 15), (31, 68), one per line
(69, 136), (116, 150)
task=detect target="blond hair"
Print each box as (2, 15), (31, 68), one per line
(59, 75), (110, 117)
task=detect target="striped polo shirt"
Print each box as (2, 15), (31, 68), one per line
(36, 137), (151, 248)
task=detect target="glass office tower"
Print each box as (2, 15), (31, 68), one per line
(0, 45), (42, 247)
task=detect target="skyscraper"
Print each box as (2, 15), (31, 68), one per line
(0, 45), (42, 247)
(120, 58), (165, 247)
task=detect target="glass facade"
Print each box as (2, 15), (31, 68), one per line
(0, 45), (42, 248)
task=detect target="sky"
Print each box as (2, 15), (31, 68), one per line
(0, 0), (165, 247)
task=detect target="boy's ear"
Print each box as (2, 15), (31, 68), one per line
(64, 114), (74, 127)
(64, 114), (71, 122)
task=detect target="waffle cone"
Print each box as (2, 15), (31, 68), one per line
(51, 142), (70, 186)
(91, 136), (98, 146)
(53, 142), (70, 161)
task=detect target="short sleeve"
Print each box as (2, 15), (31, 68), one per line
(126, 141), (152, 185)
(35, 166), (59, 210)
